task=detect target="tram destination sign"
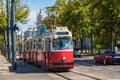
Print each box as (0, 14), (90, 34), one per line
(56, 32), (68, 35)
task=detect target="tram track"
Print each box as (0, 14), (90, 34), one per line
(54, 70), (103, 80)
(39, 65), (104, 80)
(25, 61), (105, 80)
(70, 70), (102, 80)
(55, 72), (72, 80)
(22, 58), (106, 80)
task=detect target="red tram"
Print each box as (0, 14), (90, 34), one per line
(20, 27), (74, 71)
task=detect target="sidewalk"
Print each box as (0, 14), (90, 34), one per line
(0, 53), (11, 80)
(0, 53), (51, 80)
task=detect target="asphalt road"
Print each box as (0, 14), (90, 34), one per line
(1, 54), (120, 80)
(74, 56), (120, 80)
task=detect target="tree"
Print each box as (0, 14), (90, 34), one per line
(0, 0), (30, 47)
(89, 0), (120, 50)
(15, 0), (30, 24)
(0, 0), (30, 28)
(0, 0), (7, 47)
(43, 0), (120, 51)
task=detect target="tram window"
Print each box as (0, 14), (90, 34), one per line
(56, 32), (68, 35)
(58, 38), (73, 50)
(41, 40), (44, 50)
(53, 39), (58, 50)
(23, 44), (25, 51)
(37, 43), (41, 49)
(33, 41), (35, 50)
(30, 41), (32, 50)
(27, 44), (29, 50)
(45, 39), (50, 52)
(41, 45), (43, 50)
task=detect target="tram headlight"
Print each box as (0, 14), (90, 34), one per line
(62, 56), (66, 61)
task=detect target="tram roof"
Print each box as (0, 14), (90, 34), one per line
(24, 27), (72, 42)
(44, 27), (72, 38)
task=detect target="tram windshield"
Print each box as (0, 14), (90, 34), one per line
(53, 38), (73, 50)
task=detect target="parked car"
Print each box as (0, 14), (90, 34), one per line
(94, 50), (120, 65)
(73, 48), (81, 58)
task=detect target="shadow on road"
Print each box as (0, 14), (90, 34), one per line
(74, 58), (95, 66)
(8, 62), (47, 74)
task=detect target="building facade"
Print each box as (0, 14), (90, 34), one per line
(24, 27), (37, 41)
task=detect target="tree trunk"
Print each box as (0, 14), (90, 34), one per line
(90, 30), (93, 53)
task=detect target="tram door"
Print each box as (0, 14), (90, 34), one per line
(45, 38), (51, 65)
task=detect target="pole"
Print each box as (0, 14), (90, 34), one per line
(90, 30), (93, 53)
(4, 28), (7, 57)
(90, 12), (93, 54)
(11, 0), (17, 70)
(6, 0), (11, 61)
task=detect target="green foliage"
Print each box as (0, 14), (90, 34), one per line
(0, 0), (7, 36)
(0, 14), (7, 28)
(15, 3), (30, 24)
(42, 0), (120, 50)
(0, 0), (30, 47)
(0, 0), (30, 28)
(89, 0), (120, 49)
(0, 34), (4, 47)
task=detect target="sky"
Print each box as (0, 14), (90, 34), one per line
(20, 0), (56, 32)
